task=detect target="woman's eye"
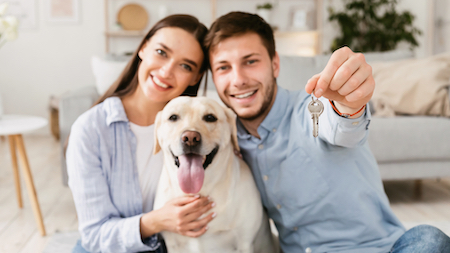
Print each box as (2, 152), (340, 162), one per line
(156, 49), (167, 57)
(169, 114), (179, 121)
(181, 64), (192, 72)
(203, 114), (217, 122)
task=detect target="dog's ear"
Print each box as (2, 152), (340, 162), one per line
(224, 107), (240, 152)
(153, 111), (162, 154)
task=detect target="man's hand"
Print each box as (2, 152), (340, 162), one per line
(305, 46), (374, 117)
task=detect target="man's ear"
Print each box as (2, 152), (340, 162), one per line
(224, 107), (239, 152)
(153, 111), (162, 154)
(272, 51), (280, 79)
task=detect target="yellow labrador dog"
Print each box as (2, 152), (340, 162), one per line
(153, 96), (278, 253)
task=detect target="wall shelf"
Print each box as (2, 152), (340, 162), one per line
(103, 0), (323, 56)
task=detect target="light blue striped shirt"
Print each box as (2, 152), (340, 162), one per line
(67, 97), (160, 253)
(237, 86), (405, 253)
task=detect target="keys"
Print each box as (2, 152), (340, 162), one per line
(308, 94), (324, 138)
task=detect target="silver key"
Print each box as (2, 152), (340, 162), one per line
(308, 95), (324, 137)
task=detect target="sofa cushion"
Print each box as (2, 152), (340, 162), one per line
(277, 50), (414, 92)
(368, 116), (450, 163)
(371, 53), (450, 117)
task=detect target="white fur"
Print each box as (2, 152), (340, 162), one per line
(153, 97), (278, 253)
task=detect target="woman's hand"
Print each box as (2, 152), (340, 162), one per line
(140, 195), (216, 239)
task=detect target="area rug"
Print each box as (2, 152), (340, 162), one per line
(42, 231), (79, 253)
(42, 222), (450, 252)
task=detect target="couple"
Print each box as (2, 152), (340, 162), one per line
(67, 12), (450, 253)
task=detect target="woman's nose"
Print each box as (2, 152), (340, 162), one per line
(160, 61), (175, 79)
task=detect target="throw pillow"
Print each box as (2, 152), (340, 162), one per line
(371, 53), (450, 117)
(91, 56), (128, 95)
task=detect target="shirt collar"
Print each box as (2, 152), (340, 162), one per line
(236, 85), (289, 139)
(104, 96), (129, 126)
(259, 85), (289, 132)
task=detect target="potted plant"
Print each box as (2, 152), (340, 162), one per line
(0, 2), (18, 118)
(0, 3), (19, 48)
(328, 0), (422, 52)
(256, 2), (273, 24)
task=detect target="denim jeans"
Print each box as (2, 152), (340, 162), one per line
(390, 225), (450, 253)
(72, 239), (167, 253)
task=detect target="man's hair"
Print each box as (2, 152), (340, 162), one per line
(205, 12), (276, 61)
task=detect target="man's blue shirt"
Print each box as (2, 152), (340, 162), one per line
(236, 86), (405, 253)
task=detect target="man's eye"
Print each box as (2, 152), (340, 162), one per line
(247, 59), (257, 65)
(217, 66), (228, 71)
(169, 114), (179, 121)
(203, 114), (217, 122)
(156, 49), (167, 57)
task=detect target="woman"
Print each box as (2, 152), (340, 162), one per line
(67, 15), (215, 253)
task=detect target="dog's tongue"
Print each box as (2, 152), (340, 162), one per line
(177, 154), (204, 194)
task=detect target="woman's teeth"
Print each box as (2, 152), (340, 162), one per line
(153, 76), (169, 88)
(235, 91), (256, 99)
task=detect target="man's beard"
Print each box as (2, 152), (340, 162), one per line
(238, 77), (276, 121)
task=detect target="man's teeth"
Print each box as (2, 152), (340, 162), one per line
(153, 76), (169, 88)
(234, 91), (255, 99)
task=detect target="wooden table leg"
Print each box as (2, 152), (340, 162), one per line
(8, 135), (23, 208)
(13, 134), (47, 236)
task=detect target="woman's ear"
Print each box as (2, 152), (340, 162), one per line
(138, 42), (149, 60)
(190, 71), (204, 86)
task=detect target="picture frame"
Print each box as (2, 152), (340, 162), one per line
(44, 0), (80, 24)
(3, 0), (38, 30)
(289, 3), (316, 31)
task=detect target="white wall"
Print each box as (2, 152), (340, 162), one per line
(0, 0), (447, 136)
(0, 0), (104, 135)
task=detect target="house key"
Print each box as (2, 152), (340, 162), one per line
(308, 94), (324, 137)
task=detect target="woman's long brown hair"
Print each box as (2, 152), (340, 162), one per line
(94, 14), (209, 106)
(64, 15), (208, 156)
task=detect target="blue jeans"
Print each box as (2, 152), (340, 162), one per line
(390, 225), (450, 253)
(72, 239), (167, 253)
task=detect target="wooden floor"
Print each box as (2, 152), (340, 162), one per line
(0, 136), (449, 253)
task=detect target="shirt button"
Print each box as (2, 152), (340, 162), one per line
(305, 247), (312, 253)
(263, 175), (269, 181)
(258, 144), (264, 149)
(276, 204), (281, 209)
(272, 128), (277, 133)
(293, 227), (298, 231)
(352, 121), (359, 125)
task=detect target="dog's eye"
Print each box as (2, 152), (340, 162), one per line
(203, 114), (217, 122)
(169, 114), (179, 122)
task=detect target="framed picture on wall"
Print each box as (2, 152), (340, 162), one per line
(289, 2), (316, 31)
(44, 0), (80, 24)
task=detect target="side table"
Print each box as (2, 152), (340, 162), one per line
(0, 114), (48, 236)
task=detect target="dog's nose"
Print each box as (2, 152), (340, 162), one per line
(181, 131), (201, 147)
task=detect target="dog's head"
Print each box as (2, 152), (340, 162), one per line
(154, 96), (239, 194)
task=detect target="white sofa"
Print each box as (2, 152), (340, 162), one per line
(59, 52), (450, 190)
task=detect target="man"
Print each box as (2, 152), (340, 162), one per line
(205, 12), (450, 253)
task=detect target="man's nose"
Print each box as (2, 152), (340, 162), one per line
(231, 67), (249, 87)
